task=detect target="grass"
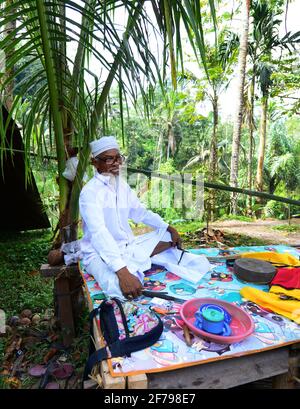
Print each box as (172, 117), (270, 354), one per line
(0, 229), (53, 317)
(218, 214), (254, 222)
(271, 224), (300, 233)
(171, 220), (205, 234)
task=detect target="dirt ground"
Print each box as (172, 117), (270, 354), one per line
(210, 218), (300, 246)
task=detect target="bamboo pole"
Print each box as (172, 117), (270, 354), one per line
(127, 167), (300, 208)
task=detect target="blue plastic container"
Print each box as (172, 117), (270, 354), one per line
(195, 304), (232, 336)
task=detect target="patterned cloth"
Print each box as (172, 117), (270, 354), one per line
(80, 244), (300, 376)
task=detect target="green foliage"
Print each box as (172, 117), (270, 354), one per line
(264, 200), (288, 219)
(265, 121), (300, 194)
(32, 160), (60, 229)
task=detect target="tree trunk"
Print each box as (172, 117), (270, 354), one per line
(246, 74), (255, 215)
(269, 175), (277, 195)
(209, 94), (218, 181)
(229, 0), (250, 215)
(208, 93), (218, 221)
(256, 94), (268, 193)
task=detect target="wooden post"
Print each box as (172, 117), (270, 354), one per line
(127, 374), (148, 389)
(40, 263), (84, 347)
(55, 276), (75, 347)
(272, 346), (300, 389)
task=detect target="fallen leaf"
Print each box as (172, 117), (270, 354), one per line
(5, 336), (22, 356)
(43, 348), (58, 364)
(28, 270), (39, 276)
(4, 377), (21, 389)
(72, 351), (81, 362)
(22, 336), (40, 347)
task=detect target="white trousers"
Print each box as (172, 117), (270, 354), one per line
(85, 228), (210, 300)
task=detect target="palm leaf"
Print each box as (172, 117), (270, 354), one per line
(0, 0), (217, 233)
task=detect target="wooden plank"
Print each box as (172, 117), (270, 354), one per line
(101, 361), (126, 389)
(40, 263), (79, 278)
(147, 348), (289, 389)
(83, 379), (98, 389)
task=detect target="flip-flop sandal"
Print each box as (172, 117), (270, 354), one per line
(30, 359), (74, 388)
(50, 363), (74, 380)
(28, 364), (47, 377)
(45, 382), (60, 389)
(39, 359), (58, 389)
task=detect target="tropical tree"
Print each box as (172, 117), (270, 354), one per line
(167, 2), (239, 220)
(229, 0), (250, 214)
(0, 0), (217, 246)
(190, 30), (238, 220)
(203, 30), (239, 184)
(248, 0), (300, 197)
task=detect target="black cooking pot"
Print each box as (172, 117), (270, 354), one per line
(233, 258), (276, 284)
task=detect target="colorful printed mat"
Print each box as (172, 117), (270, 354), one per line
(80, 245), (300, 377)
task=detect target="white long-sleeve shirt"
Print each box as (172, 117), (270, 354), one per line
(79, 172), (168, 271)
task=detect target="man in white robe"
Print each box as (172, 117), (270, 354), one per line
(79, 136), (210, 300)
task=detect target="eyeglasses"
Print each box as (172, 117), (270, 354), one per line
(95, 154), (126, 165)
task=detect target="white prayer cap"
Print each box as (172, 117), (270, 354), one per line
(89, 136), (120, 157)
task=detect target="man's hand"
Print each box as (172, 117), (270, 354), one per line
(167, 225), (182, 248)
(116, 267), (143, 300)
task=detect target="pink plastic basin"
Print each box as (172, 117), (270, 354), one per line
(180, 298), (254, 344)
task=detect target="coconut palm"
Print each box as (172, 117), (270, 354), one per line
(0, 0), (217, 245)
(229, 0), (250, 215)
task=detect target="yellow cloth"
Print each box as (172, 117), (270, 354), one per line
(240, 286), (300, 324)
(240, 252), (300, 267)
(270, 285), (300, 301)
